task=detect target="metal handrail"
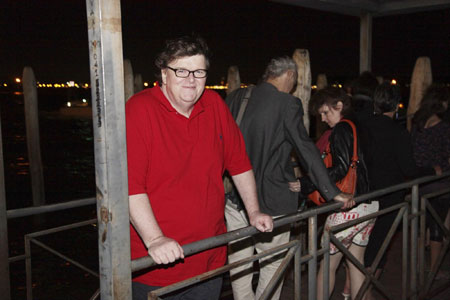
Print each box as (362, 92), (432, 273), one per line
(7, 196), (96, 219)
(132, 171), (450, 273)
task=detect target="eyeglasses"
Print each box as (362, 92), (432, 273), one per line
(167, 66), (208, 78)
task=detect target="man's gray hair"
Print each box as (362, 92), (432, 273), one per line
(262, 56), (298, 82)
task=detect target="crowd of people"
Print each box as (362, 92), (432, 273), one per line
(125, 34), (449, 300)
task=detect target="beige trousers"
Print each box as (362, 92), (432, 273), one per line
(225, 200), (290, 300)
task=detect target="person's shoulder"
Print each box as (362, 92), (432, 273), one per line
(127, 87), (157, 104)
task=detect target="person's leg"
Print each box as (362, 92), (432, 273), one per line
(347, 244), (366, 300)
(254, 224), (291, 300)
(342, 263), (351, 299)
(317, 252), (343, 300)
(225, 200), (256, 300)
(175, 276), (223, 300)
(132, 281), (161, 300)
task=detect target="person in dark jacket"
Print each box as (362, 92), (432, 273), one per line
(360, 82), (438, 299)
(350, 71), (379, 123)
(224, 57), (354, 300)
(300, 87), (377, 300)
(411, 84), (449, 280)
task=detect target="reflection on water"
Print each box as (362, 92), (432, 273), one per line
(1, 89), (99, 299)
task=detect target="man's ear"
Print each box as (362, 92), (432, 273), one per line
(336, 101), (344, 111)
(161, 69), (167, 85)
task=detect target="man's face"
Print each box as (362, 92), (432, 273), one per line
(161, 54), (207, 112)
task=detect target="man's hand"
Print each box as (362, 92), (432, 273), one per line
(288, 179), (301, 192)
(248, 211), (273, 232)
(147, 236), (184, 265)
(333, 192), (355, 210)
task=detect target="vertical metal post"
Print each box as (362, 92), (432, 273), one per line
(0, 105), (11, 300)
(418, 196), (426, 290)
(25, 236), (32, 300)
(359, 13), (372, 73)
(402, 204), (409, 300)
(308, 215), (317, 300)
(85, 1), (132, 299)
(322, 230), (330, 300)
(410, 185), (419, 300)
(294, 241), (301, 300)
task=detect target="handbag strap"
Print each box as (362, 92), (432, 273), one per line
(235, 85), (254, 126)
(340, 119), (358, 164)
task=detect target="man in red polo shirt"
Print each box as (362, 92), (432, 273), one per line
(126, 35), (273, 300)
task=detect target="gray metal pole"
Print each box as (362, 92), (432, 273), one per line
(410, 184), (419, 300)
(23, 67), (45, 207)
(359, 13), (372, 73)
(308, 215), (317, 300)
(85, 1), (132, 299)
(0, 103), (11, 299)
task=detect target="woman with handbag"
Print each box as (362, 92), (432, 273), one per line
(300, 87), (378, 300)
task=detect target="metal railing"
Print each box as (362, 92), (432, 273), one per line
(131, 172), (450, 300)
(2, 172), (449, 299)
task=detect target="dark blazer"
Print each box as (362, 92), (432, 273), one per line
(226, 82), (339, 215)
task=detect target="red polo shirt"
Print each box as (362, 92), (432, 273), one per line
(126, 86), (251, 286)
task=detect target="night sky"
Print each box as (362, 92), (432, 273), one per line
(1, 0), (450, 85)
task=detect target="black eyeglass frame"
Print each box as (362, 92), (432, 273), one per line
(166, 66), (208, 78)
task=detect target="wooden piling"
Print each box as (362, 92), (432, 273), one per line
(292, 49), (312, 133)
(316, 74), (327, 90)
(227, 65), (241, 95)
(407, 57), (432, 131)
(134, 73), (143, 94)
(124, 59), (134, 101)
(315, 74), (328, 140)
(23, 67), (45, 207)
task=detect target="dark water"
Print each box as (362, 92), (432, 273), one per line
(1, 88), (99, 299)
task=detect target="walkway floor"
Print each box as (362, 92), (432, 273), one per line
(221, 231), (450, 299)
(280, 232), (450, 300)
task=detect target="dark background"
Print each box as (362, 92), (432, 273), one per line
(1, 0), (450, 85)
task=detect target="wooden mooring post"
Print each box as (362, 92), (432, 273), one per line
(23, 67), (45, 207)
(86, 0), (132, 299)
(124, 58), (134, 101)
(227, 65), (241, 95)
(292, 49), (312, 133)
(407, 57), (432, 131)
(0, 103), (11, 299)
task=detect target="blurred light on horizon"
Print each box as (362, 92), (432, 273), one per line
(391, 79), (397, 85)
(15, 78), (21, 83)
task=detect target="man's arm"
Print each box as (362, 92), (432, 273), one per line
(129, 193), (184, 264)
(231, 170), (273, 232)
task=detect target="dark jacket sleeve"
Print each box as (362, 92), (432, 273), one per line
(300, 121), (357, 196)
(328, 122), (353, 182)
(284, 97), (340, 201)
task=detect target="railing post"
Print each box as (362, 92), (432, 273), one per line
(0, 106), (10, 299)
(294, 241), (301, 300)
(419, 196), (426, 290)
(410, 184), (419, 300)
(85, 0), (132, 299)
(322, 229), (330, 300)
(403, 204), (410, 300)
(25, 235), (32, 300)
(308, 215), (317, 300)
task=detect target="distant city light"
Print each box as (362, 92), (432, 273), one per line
(391, 79), (397, 85)
(67, 101), (72, 107)
(144, 82), (149, 87)
(15, 78), (21, 83)
(398, 103), (404, 109)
